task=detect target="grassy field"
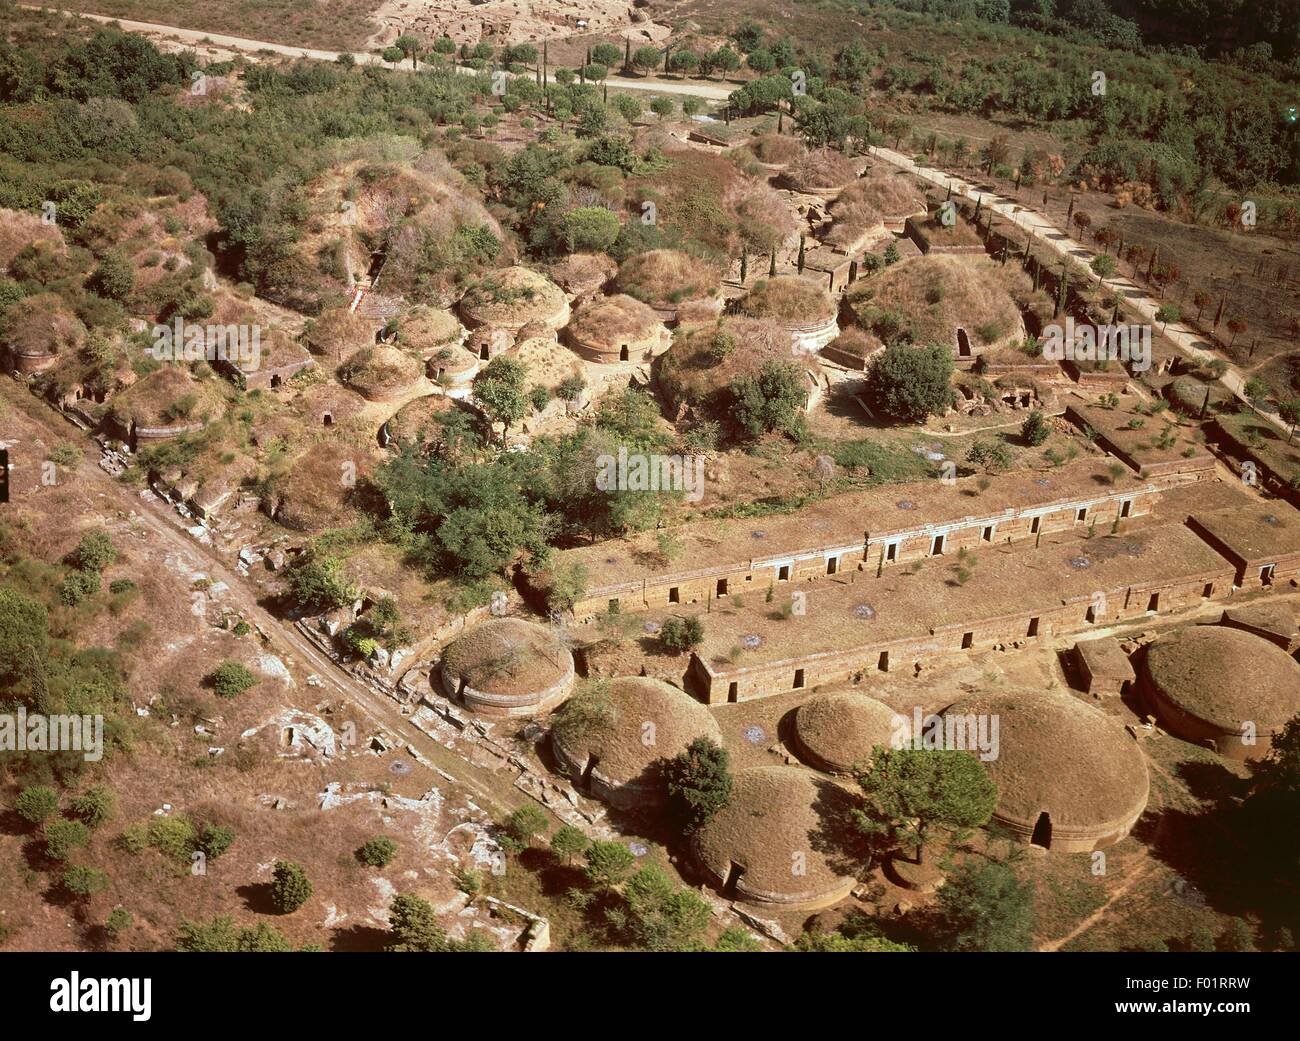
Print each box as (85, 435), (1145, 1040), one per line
(56, 0), (382, 51)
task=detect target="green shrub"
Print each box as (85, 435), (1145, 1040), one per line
(62, 864), (109, 897)
(270, 860), (312, 913)
(148, 815), (197, 859)
(16, 785), (60, 825)
(208, 660), (257, 698)
(356, 836), (398, 867)
(70, 786), (116, 829)
(197, 824), (235, 860)
(44, 819), (91, 860)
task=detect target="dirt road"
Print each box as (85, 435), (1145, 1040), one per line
(21, 5), (732, 99)
(0, 380), (527, 816)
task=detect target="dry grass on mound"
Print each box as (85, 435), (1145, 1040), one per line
(443, 619), (571, 697)
(459, 267), (566, 327)
(393, 305), (464, 354)
(544, 252), (617, 295)
(737, 276), (836, 324)
(947, 690), (1148, 831)
(826, 171), (927, 246)
(3, 293), (85, 356)
(551, 677), (720, 785)
(272, 441), (370, 533)
(303, 307), (372, 359)
(657, 316), (818, 411)
(1144, 626), (1300, 731)
(615, 249), (722, 308)
(694, 766), (864, 899)
(338, 345), (421, 398)
(847, 254), (1025, 350)
(786, 147), (859, 193)
(567, 293), (664, 350)
(0, 207), (63, 269)
(110, 366), (225, 427)
(747, 133), (806, 166)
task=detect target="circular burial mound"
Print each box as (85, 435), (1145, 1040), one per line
(565, 293), (670, 363)
(792, 691), (900, 775)
(302, 307), (372, 359)
(458, 266), (569, 332)
(440, 618), (575, 716)
(1141, 625), (1300, 761)
(656, 315), (820, 415)
(271, 442), (369, 533)
(551, 677), (721, 808)
(846, 253), (1025, 359)
(108, 366), (224, 433)
(784, 147), (860, 195)
(3, 292), (85, 369)
(393, 305), (464, 357)
(736, 275), (838, 336)
(692, 766), (863, 910)
(338, 345), (423, 400)
(613, 249), (722, 316)
(944, 690), (1149, 853)
(544, 252), (617, 297)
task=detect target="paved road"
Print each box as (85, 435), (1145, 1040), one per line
(871, 145), (1291, 437)
(22, 5), (733, 98)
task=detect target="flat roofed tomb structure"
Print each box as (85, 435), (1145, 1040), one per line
(791, 691), (901, 775)
(550, 677), (722, 808)
(540, 461), (1159, 621)
(1140, 625), (1300, 761)
(440, 618), (575, 716)
(945, 691), (1149, 852)
(1188, 503), (1300, 589)
(683, 521), (1234, 703)
(1073, 637), (1136, 698)
(692, 766), (863, 909)
(1219, 602), (1299, 653)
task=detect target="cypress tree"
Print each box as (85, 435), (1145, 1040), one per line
(797, 234), (806, 274)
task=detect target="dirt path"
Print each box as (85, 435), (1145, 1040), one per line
(22, 6), (732, 99)
(0, 379), (530, 818)
(1039, 856), (1157, 952)
(870, 145), (1291, 440)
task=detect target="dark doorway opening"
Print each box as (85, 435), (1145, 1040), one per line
(1031, 811), (1052, 849)
(723, 862), (744, 898)
(727, 681), (738, 703)
(793, 669), (805, 689)
(956, 328), (972, 357)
